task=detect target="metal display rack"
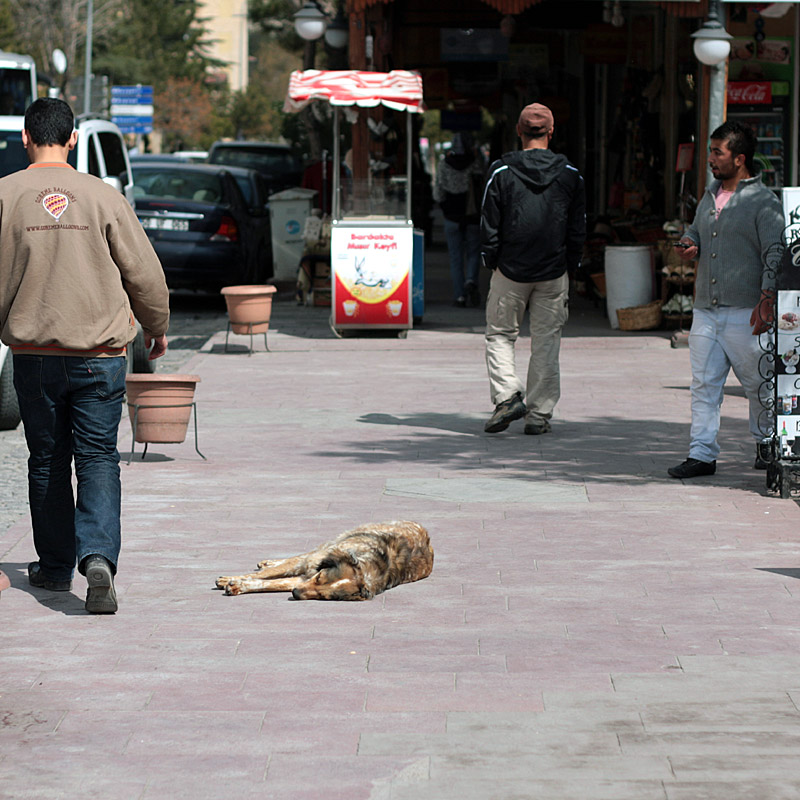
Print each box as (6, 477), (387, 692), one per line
(761, 235), (800, 497)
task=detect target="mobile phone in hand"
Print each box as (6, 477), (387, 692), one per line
(673, 242), (691, 249)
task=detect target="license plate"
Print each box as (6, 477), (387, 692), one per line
(140, 217), (189, 231)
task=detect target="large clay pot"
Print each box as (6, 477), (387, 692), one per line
(125, 374), (201, 444)
(220, 284), (277, 334)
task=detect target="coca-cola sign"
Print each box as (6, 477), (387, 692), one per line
(727, 82), (772, 105)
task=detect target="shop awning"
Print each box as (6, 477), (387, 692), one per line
(284, 70), (425, 114)
(348, 0), (546, 11)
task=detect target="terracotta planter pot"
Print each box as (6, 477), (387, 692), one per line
(125, 374), (201, 444)
(221, 284), (277, 334)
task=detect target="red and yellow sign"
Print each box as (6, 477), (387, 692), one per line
(331, 224), (413, 329)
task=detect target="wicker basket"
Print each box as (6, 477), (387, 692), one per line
(616, 299), (663, 331)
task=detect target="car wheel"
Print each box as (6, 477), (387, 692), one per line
(127, 325), (157, 374)
(0, 355), (21, 430)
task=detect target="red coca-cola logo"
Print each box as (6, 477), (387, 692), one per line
(727, 82), (772, 104)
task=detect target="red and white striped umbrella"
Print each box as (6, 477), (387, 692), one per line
(284, 70), (425, 113)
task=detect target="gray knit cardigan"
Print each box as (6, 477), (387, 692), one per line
(685, 174), (784, 310)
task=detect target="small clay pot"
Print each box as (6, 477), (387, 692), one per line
(125, 374), (201, 443)
(221, 284), (277, 334)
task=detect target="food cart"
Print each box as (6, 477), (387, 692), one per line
(285, 69), (425, 333)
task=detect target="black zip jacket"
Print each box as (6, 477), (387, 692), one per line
(480, 149), (586, 283)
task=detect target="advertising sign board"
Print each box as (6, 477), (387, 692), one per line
(331, 222), (413, 329)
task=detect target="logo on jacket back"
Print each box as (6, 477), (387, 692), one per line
(42, 193), (69, 220)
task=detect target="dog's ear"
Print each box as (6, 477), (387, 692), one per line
(342, 550), (360, 568)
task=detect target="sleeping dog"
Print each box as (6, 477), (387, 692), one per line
(215, 520), (433, 601)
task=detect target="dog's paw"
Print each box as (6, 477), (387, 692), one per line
(224, 580), (243, 596)
(215, 576), (231, 589)
(256, 558), (279, 569)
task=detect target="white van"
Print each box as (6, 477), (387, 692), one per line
(0, 115), (148, 430)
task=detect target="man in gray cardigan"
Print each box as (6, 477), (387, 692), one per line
(669, 120), (783, 479)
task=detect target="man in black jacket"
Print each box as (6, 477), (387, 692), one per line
(481, 103), (586, 435)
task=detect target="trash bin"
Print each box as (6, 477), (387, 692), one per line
(268, 188), (318, 282)
(604, 244), (654, 329)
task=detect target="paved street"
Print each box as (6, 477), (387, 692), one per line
(0, 292), (230, 537)
(2, 245), (800, 799)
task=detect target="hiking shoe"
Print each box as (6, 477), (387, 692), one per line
(667, 458), (716, 479)
(524, 420), (551, 435)
(465, 282), (481, 308)
(485, 392), (526, 433)
(83, 556), (117, 614)
(28, 562), (72, 592)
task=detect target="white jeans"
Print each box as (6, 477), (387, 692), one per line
(688, 306), (771, 462)
(485, 269), (569, 422)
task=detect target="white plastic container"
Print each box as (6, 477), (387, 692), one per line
(268, 188), (318, 281)
(605, 245), (653, 329)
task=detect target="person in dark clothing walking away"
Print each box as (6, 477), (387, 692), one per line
(434, 132), (484, 307)
(0, 98), (170, 613)
(481, 103), (586, 434)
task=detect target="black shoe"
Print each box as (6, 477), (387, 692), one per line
(28, 562), (72, 592)
(83, 556), (117, 614)
(465, 282), (481, 307)
(453, 296), (466, 308)
(485, 392), (527, 433)
(668, 458), (716, 479)
(524, 420), (551, 435)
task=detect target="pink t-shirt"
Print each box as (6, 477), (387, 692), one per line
(715, 186), (733, 218)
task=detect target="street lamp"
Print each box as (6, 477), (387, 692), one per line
(324, 6), (349, 50)
(691, 0), (733, 66)
(692, 0), (731, 194)
(294, 1), (328, 42)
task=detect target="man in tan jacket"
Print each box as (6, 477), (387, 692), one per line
(0, 98), (170, 613)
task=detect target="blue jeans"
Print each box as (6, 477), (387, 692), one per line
(443, 218), (480, 301)
(688, 307), (772, 463)
(13, 355), (126, 582)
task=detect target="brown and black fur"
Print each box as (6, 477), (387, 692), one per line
(215, 521), (433, 601)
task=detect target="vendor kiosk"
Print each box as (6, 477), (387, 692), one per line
(285, 69), (425, 333)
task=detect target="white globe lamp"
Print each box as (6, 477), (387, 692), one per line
(691, 0), (732, 66)
(294, 1), (328, 42)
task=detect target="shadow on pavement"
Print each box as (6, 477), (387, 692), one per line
(3, 562), (88, 615)
(321, 413), (772, 491)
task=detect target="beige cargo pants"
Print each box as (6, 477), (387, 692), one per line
(485, 269), (569, 423)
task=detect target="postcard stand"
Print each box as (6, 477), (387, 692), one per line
(764, 238), (800, 497)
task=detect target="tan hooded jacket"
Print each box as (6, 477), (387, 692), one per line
(0, 163), (169, 357)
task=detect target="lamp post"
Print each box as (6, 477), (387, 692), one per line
(293, 1), (330, 162)
(691, 0), (733, 67)
(324, 5), (349, 51)
(83, 0), (94, 115)
(294, 1), (328, 44)
(691, 0), (732, 188)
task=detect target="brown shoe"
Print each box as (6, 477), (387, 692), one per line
(485, 392), (526, 433)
